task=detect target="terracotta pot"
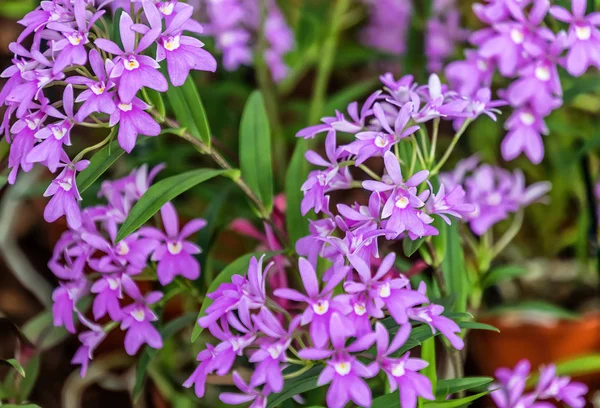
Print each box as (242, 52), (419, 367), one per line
(469, 312), (600, 387)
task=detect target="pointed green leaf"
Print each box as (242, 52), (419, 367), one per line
(239, 91), (273, 213)
(165, 76), (211, 148)
(1, 359), (25, 377)
(424, 390), (490, 407)
(18, 355), (40, 402)
(267, 366), (323, 408)
(435, 377), (494, 399)
(527, 354), (600, 387)
(191, 251), (280, 342)
(116, 168), (237, 241)
(76, 139), (125, 194)
(403, 237), (426, 257)
(142, 88), (165, 120)
(441, 222), (468, 312)
(481, 265), (528, 289)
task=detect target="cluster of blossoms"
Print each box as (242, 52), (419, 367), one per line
(446, 0), (600, 164)
(186, 253), (464, 408)
(491, 360), (588, 408)
(197, 0), (294, 82)
(360, 0), (469, 72)
(1, 0), (216, 229)
(441, 155), (551, 235)
(50, 164), (206, 375)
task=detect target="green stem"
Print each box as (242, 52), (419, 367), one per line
(429, 117), (440, 165)
(358, 164), (381, 181)
(283, 362), (314, 380)
(308, 0), (351, 124)
(430, 119), (472, 177)
(491, 210), (524, 259)
(411, 137), (427, 169)
(73, 130), (114, 162)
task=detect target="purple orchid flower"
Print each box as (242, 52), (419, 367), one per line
(109, 96), (161, 153)
(298, 313), (378, 408)
(550, 0), (600, 76)
(371, 323), (435, 408)
(183, 344), (218, 398)
(120, 284), (163, 355)
(26, 84), (76, 173)
(274, 258), (351, 348)
(52, 278), (88, 334)
(68, 49), (116, 122)
(536, 364), (588, 408)
(139, 203), (205, 285)
(71, 322), (106, 377)
(95, 10), (167, 102)
(445, 50), (494, 97)
(502, 108), (550, 164)
(7, 107), (46, 184)
(219, 372), (271, 408)
(295, 217), (337, 266)
(43, 158), (89, 229)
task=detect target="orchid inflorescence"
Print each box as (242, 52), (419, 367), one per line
(2, 0), (216, 230)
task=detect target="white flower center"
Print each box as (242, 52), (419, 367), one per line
(395, 196), (410, 209)
(131, 308), (145, 322)
(476, 59), (488, 72)
(353, 303), (367, 316)
(576, 25), (591, 41)
(119, 102), (133, 112)
(392, 362), (406, 377)
(66, 32), (87, 46)
(317, 173), (328, 186)
(124, 56), (140, 71)
(379, 283), (391, 298)
(519, 112), (535, 125)
(116, 241), (130, 255)
(334, 361), (351, 376)
(167, 241), (182, 255)
(163, 35), (181, 51)
(52, 125), (67, 140)
(58, 179), (73, 191)
(510, 28), (524, 44)
(26, 118), (39, 130)
(107, 277), (119, 290)
(159, 2), (174, 15)
(486, 192), (502, 206)
(375, 135), (388, 148)
(312, 300), (329, 315)
(91, 82), (105, 95)
(268, 344), (283, 359)
(534, 65), (550, 82)
(231, 337), (243, 352)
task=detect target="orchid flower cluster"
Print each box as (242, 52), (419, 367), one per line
(446, 0), (600, 164)
(186, 254), (463, 408)
(197, 0), (294, 82)
(50, 164), (206, 375)
(1, 0), (216, 229)
(491, 360), (588, 408)
(360, 0), (469, 72)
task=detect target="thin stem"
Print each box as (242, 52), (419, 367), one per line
(308, 0), (351, 123)
(78, 122), (110, 129)
(411, 137), (427, 169)
(283, 363), (313, 380)
(73, 131), (113, 162)
(429, 118), (440, 165)
(409, 140), (417, 176)
(358, 164), (381, 181)
(430, 119), (472, 177)
(491, 210), (524, 258)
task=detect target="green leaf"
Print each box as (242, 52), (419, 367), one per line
(267, 366), (322, 408)
(371, 393), (401, 408)
(421, 337), (437, 392)
(142, 88), (166, 120)
(76, 139), (125, 194)
(165, 75), (212, 148)
(2, 405), (42, 408)
(191, 251), (280, 342)
(424, 390), (490, 407)
(403, 237), (426, 257)
(440, 222), (468, 312)
(239, 91), (274, 213)
(481, 265), (528, 289)
(435, 377), (494, 399)
(1, 359), (25, 377)
(458, 321), (500, 332)
(17, 355), (40, 403)
(132, 313), (197, 402)
(323, 78), (379, 114)
(116, 168), (237, 242)
(286, 139), (312, 247)
(0, 0), (36, 18)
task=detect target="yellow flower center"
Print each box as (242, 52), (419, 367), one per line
(395, 196), (409, 209)
(119, 103), (133, 112)
(312, 300), (329, 315)
(334, 362), (351, 376)
(167, 241), (183, 255)
(163, 35), (181, 51)
(131, 309), (145, 322)
(116, 241), (130, 255)
(124, 57), (140, 71)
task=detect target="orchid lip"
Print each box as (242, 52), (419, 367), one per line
(124, 56), (140, 71)
(131, 308), (145, 322)
(167, 241), (183, 255)
(334, 361), (352, 376)
(575, 24), (591, 41)
(312, 300), (330, 315)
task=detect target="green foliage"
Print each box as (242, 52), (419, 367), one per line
(481, 265), (529, 289)
(116, 168), (238, 241)
(267, 366), (322, 408)
(77, 139), (125, 194)
(0, 359), (25, 378)
(286, 139), (312, 247)
(239, 91), (274, 213)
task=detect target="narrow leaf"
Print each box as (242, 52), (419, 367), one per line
(424, 390), (490, 407)
(481, 265), (528, 289)
(267, 366), (323, 408)
(441, 222), (468, 312)
(286, 139), (312, 247)
(239, 91), (273, 213)
(1, 359), (25, 377)
(435, 377), (494, 399)
(191, 251), (280, 342)
(18, 355), (40, 402)
(116, 168), (237, 241)
(421, 337), (437, 392)
(403, 237), (426, 257)
(142, 88), (165, 120)
(527, 354), (600, 387)
(76, 139), (125, 194)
